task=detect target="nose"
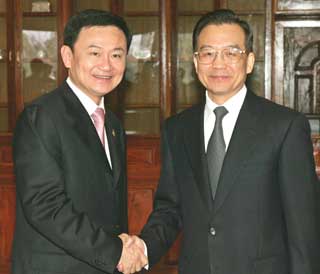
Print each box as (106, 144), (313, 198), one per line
(100, 54), (112, 70)
(212, 51), (226, 68)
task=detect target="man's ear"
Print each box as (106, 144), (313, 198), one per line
(60, 45), (73, 69)
(193, 55), (199, 74)
(246, 52), (255, 74)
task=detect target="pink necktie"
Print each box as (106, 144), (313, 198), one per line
(91, 107), (105, 147)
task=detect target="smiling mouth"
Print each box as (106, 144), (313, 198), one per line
(94, 75), (112, 79)
(210, 75), (230, 79)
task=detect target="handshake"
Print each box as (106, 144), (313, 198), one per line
(117, 233), (148, 274)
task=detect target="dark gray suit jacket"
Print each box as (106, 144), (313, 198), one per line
(12, 81), (127, 274)
(141, 91), (320, 274)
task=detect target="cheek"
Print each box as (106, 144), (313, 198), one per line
(196, 67), (206, 80)
(76, 56), (95, 70)
(195, 72), (205, 85)
(233, 69), (248, 86)
(233, 63), (248, 78)
(115, 64), (126, 76)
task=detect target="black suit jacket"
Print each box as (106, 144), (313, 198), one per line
(141, 91), (320, 274)
(12, 81), (127, 274)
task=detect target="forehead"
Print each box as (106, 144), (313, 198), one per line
(75, 25), (127, 48)
(197, 23), (246, 48)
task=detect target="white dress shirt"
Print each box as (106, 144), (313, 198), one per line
(204, 85), (247, 152)
(66, 77), (112, 168)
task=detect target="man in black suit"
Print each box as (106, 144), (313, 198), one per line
(126, 9), (320, 274)
(12, 9), (147, 274)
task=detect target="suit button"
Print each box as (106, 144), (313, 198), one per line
(210, 227), (216, 236)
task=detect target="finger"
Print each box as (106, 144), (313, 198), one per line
(135, 253), (148, 269)
(119, 233), (128, 239)
(133, 253), (146, 272)
(117, 263), (123, 272)
(135, 263), (143, 273)
(118, 233), (129, 244)
(142, 256), (148, 267)
(130, 264), (137, 274)
(128, 255), (140, 273)
(122, 265), (130, 274)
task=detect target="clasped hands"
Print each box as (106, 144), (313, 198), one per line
(117, 233), (148, 274)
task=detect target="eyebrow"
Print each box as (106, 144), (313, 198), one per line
(112, 47), (126, 52)
(87, 45), (125, 52)
(199, 44), (242, 50)
(88, 45), (102, 50)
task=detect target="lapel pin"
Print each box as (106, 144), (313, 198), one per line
(112, 129), (116, 137)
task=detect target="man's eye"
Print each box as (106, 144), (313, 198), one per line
(112, 53), (122, 58)
(225, 49), (238, 57)
(226, 51), (236, 57)
(202, 51), (214, 57)
(90, 52), (100, 56)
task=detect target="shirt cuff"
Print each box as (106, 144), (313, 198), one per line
(142, 240), (149, 270)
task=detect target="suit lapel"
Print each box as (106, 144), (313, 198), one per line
(212, 91), (261, 215)
(105, 110), (122, 186)
(60, 82), (113, 176)
(183, 105), (213, 209)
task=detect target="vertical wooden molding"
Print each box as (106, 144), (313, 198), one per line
(111, 0), (123, 15)
(264, 0), (273, 100)
(109, 0), (125, 120)
(13, 0), (23, 122)
(160, 0), (177, 122)
(6, 0), (22, 131)
(216, 0), (225, 10)
(6, 0), (14, 132)
(271, 0), (277, 102)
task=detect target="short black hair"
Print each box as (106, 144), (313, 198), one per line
(63, 9), (132, 51)
(192, 9), (253, 52)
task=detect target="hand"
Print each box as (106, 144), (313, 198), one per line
(117, 234), (148, 274)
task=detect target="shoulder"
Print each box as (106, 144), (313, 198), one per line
(248, 91), (305, 122)
(29, 84), (66, 109)
(164, 104), (203, 130)
(13, 89), (64, 157)
(247, 91), (310, 136)
(20, 84), (66, 120)
(15, 85), (68, 139)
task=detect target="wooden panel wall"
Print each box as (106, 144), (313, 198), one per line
(127, 136), (160, 234)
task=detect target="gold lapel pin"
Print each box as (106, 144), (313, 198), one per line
(112, 129), (116, 137)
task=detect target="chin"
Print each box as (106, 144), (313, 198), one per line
(94, 86), (114, 94)
(210, 90), (229, 95)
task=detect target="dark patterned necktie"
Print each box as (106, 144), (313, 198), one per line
(207, 106), (228, 200)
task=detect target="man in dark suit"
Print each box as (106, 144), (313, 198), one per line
(125, 9), (320, 274)
(12, 9), (147, 274)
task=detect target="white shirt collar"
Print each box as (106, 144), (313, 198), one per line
(204, 85), (247, 119)
(66, 77), (105, 116)
(203, 85), (247, 151)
